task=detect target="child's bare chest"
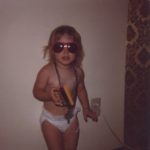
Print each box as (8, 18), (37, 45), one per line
(48, 68), (77, 91)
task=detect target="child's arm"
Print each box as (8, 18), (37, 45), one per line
(33, 66), (63, 106)
(33, 66), (52, 101)
(77, 69), (98, 122)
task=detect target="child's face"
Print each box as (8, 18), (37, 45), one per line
(53, 34), (76, 66)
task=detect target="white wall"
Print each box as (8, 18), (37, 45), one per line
(0, 0), (128, 149)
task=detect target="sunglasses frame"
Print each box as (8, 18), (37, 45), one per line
(53, 42), (77, 53)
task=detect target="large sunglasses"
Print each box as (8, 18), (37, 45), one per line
(53, 42), (77, 53)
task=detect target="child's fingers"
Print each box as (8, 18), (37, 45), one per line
(83, 114), (88, 122)
(50, 87), (63, 106)
(92, 115), (98, 122)
(83, 110), (89, 122)
(85, 110), (98, 122)
(91, 111), (98, 122)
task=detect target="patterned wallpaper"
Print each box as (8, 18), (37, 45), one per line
(125, 0), (150, 150)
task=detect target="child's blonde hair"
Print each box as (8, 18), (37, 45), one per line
(43, 25), (84, 67)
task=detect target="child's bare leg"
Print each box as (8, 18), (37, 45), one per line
(63, 117), (80, 150)
(41, 121), (64, 150)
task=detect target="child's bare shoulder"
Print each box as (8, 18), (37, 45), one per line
(37, 63), (52, 77)
(75, 66), (85, 80)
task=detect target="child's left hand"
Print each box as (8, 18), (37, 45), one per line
(83, 108), (98, 122)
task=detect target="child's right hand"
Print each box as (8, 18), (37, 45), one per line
(50, 87), (63, 106)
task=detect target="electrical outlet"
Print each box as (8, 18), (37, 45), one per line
(91, 97), (101, 116)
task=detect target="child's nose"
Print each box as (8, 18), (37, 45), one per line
(63, 47), (69, 54)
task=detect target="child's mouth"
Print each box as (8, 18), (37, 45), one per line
(62, 56), (70, 60)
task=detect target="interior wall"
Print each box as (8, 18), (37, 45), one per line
(125, 0), (150, 149)
(0, 0), (128, 150)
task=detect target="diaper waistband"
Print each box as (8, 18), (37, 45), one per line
(41, 107), (81, 121)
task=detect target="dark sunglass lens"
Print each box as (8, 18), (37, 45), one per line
(68, 43), (77, 53)
(53, 43), (63, 53)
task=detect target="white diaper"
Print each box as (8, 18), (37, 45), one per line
(40, 107), (80, 133)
